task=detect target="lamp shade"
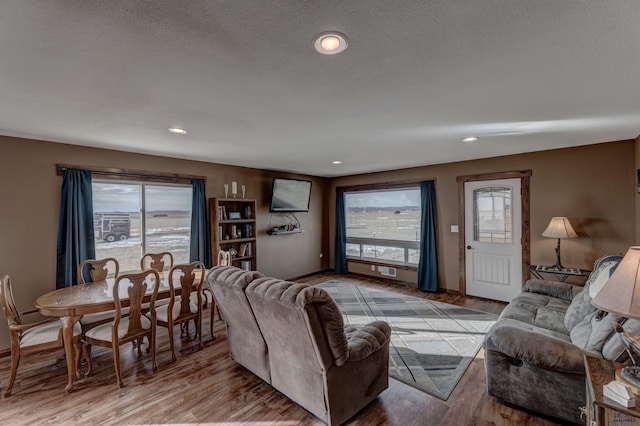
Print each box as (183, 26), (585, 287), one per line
(541, 217), (578, 239)
(592, 246), (640, 319)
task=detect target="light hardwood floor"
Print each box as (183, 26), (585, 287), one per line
(0, 272), (568, 425)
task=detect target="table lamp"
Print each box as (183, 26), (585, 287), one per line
(541, 217), (577, 270)
(592, 246), (640, 392)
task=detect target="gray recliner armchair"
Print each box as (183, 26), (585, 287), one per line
(207, 266), (391, 425)
(206, 266), (269, 382)
(245, 278), (391, 426)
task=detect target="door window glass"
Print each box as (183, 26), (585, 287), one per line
(473, 186), (512, 244)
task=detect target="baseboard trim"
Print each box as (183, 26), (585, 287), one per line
(286, 268), (333, 282)
(285, 269), (463, 296)
(348, 271), (420, 289)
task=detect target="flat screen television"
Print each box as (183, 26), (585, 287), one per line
(269, 177), (312, 212)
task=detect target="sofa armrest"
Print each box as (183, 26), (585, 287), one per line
(486, 324), (597, 373)
(523, 279), (582, 301)
(346, 320), (391, 362)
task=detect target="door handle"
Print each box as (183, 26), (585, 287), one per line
(466, 245), (473, 250)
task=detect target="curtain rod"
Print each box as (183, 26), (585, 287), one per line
(338, 178), (436, 192)
(55, 164), (206, 183)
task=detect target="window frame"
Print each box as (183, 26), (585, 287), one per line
(83, 168), (198, 272)
(90, 176), (194, 272)
(343, 182), (422, 269)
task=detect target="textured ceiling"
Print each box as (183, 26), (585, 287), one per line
(1, 1), (639, 177)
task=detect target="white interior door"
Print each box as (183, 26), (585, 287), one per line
(465, 178), (522, 302)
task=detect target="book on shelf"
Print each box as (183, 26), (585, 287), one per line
(240, 260), (252, 271)
(217, 205), (228, 220)
(245, 242), (251, 256)
(239, 244), (247, 257)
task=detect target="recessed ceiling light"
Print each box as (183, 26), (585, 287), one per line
(168, 127), (188, 135)
(462, 136), (479, 143)
(332, 160), (343, 164)
(313, 32), (349, 55)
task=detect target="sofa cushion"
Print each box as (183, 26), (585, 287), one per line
(296, 286), (350, 366)
(523, 279), (581, 301)
(485, 318), (585, 373)
(587, 261), (617, 298)
(570, 310), (618, 352)
(499, 292), (571, 335)
(563, 287), (597, 332)
(563, 255), (623, 332)
(570, 312), (640, 363)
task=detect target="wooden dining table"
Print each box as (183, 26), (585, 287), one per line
(35, 272), (207, 392)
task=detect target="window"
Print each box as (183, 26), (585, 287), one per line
(93, 181), (192, 272)
(345, 188), (421, 266)
(473, 186), (512, 243)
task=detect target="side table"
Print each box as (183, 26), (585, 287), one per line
(529, 264), (591, 283)
(584, 355), (640, 425)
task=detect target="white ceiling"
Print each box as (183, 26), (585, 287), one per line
(1, 1), (639, 178)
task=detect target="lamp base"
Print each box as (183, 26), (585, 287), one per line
(552, 239), (564, 270)
(616, 367), (640, 396)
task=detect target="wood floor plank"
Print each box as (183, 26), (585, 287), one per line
(0, 272), (567, 425)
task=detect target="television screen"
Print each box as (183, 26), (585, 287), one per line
(269, 178), (312, 212)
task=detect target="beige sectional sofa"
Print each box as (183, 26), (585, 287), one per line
(206, 266), (391, 426)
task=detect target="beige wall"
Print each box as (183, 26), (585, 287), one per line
(0, 136), (329, 350)
(0, 136), (636, 351)
(330, 140), (636, 290)
(636, 136), (640, 244)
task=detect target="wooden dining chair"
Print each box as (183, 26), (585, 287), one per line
(149, 262), (205, 362)
(83, 270), (160, 388)
(140, 251), (173, 308)
(0, 275), (84, 397)
(77, 258), (121, 334)
(140, 252), (174, 274)
(193, 283), (217, 341)
(141, 252), (213, 339)
(78, 257), (119, 284)
(217, 250), (231, 266)
(188, 266), (217, 342)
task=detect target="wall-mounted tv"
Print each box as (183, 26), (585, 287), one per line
(269, 177), (312, 212)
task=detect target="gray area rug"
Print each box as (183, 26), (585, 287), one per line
(317, 280), (498, 400)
